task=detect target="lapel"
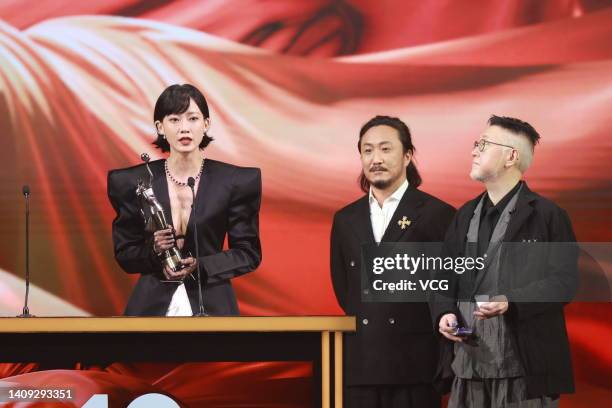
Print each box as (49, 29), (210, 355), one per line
(381, 185), (423, 243)
(458, 193), (484, 250)
(457, 195), (484, 294)
(469, 182), (536, 295)
(185, 158), (211, 239)
(349, 196), (376, 245)
(470, 240), (502, 297)
(501, 182), (537, 243)
(150, 158), (211, 236)
(151, 160), (174, 228)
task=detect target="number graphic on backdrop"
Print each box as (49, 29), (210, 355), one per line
(82, 394), (107, 408)
(82, 393), (179, 407)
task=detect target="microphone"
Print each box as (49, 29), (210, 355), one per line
(18, 185), (35, 317)
(188, 177), (206, 316)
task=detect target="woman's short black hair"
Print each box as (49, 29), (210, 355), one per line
(152, 84), (214, 152)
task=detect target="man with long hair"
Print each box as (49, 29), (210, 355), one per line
(330, 116), (455, 407)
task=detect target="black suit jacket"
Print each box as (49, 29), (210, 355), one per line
(107, 158), (262, 316)
(430, 182), (577, 398)
(330, 185), (455, 386)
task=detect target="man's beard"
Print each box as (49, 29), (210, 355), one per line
(470, 170), (486, 182)
(365, 167), (403, 190)
(371, 178), (393, 189)
(470, 168), (500, 183)
(471, 156), (505, 182)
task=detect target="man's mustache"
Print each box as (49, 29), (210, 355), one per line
(369, 166), (387, 172)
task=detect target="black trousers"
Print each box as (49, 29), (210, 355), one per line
(346, 384), (441, 408)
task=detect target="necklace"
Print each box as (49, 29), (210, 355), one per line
(165, 159), (204, 187)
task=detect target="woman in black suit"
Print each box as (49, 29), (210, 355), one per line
(107, 84), (262, 316)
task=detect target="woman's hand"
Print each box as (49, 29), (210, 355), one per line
(153, 227), (175, 254)
(162, 257), (198, 280)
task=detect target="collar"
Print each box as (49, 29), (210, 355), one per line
(483, 180), (523, 214)
(369, 179), (409, 207)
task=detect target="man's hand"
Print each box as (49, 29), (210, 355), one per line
(474, 296), (509, 320)
(163, 257), (197, 281)
(438, 313), (464, 342)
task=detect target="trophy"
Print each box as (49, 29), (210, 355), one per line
(136, 153), (186, 275)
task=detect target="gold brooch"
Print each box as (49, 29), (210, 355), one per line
(398, 216), (411, 229)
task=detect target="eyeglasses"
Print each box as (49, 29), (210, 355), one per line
(473, 139), (514, 152)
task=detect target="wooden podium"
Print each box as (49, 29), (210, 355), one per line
(0, 316), (355, 407)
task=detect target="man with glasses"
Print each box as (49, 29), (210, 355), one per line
(431, 115), (577, 407)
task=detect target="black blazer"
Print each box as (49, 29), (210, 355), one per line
(430, 182), (577, 398)
(330, 185), (455, 386)
(107, 158), (262, 316)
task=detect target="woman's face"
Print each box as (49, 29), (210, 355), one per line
(156, 98), (210, 154)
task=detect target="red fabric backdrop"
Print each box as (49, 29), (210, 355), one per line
(0, 1), (610, 406)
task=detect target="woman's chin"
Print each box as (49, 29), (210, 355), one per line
(171, 145), (196, 154)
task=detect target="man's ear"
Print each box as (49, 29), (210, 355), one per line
(404, 149), (412, 164)
(507, 149), (519, 168)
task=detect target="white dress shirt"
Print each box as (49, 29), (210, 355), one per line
(166, 283), (193, 316)
(369, 179), (409, 243)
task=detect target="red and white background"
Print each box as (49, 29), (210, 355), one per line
(0, 0), (610, 406)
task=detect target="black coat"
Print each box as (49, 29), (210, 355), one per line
(107, 158), (262, 316)
(430, 182), (577, 398)
(330, 185), (455, 385)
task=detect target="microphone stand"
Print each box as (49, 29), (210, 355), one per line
(18, 185), (34, 317)
(188, 177), (207, 316)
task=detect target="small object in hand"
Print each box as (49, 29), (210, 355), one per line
(453, 327), (474, 337)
